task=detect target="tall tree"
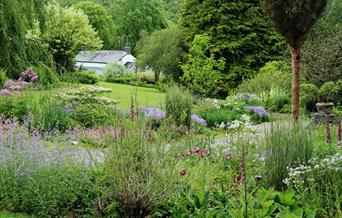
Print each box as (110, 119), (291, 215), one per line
(109, 0), (166, 52)
(0, 0), (50, 77)
(75, 1), (117, 49)
(180, 0), (285, 97)
(42, 4), (102, 72)
(137, 25), (185, 82)
(262, 0), (327, 120)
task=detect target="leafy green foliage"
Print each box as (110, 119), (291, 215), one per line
(0, 69), (8, 88)
(302, 0), (342, 86)
(300, 83), (319, 112)
(137, 25), (185, 81)
(180, 0), (285, 93)
(165, 85), (192, 128)
(108, 0), (166, 52)
(318, 80), (342, 104)
(181, 35), (225, 97)
(75, 1), (117, 49)
(236, 61), (292, 95)
(74, 71), (100, 84)
(0, 0), (52, 77)
(103, 62), (126, 82)
(264, 122), (313, 190)
(33, 66), (60, 90)
(0, 95), (31, 122)
(42, 4), (102, 72)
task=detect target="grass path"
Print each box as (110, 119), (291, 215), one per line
(100, 82), (165, 110)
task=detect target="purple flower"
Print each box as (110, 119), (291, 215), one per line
(245, 106), (268, 117)
(191, 114), (207, 126)
(0, 89), (10, 95)
(6, 79), (15, 88)
(140, 107), (166, 121)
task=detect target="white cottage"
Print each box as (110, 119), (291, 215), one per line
(75, 48), (136, 74)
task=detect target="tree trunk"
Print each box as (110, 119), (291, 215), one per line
(290, 46), (301, 121)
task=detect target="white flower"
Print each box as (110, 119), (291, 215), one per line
(241, 114), (251, 123)
(72, 140), (78, 145)
(219, 122), (226, 129)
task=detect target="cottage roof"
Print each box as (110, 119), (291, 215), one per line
(75, 50), (133, 64)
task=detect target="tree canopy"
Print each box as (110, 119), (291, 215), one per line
(42, 4), (102, 72)
(0, 0), (51, 77)
(137, 25), (185, 81)
(109, 0), (167, 52)
(75, 1), (117, 49)
(180, 0), (285, 96)
(302, 0), (342, 86)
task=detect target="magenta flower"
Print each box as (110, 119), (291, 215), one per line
(192, 147), (201, 153)
(226, 151), (232, 159)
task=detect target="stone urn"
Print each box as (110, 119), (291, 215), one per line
(316, 103), (334, 114)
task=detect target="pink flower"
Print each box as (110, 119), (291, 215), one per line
(200, 152), (205, 158)
(226, 151), (232, 159)
(0, 89), (10, 95)
(192, 147), (201, 153)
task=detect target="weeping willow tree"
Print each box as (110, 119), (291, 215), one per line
(0, 0), (53, 78)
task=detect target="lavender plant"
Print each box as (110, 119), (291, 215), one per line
(0, 118), (112, 217)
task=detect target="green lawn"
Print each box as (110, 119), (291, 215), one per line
(101, 82), (165, 110)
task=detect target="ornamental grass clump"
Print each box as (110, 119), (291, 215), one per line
(165, 85), (192, 129)
(263, 121), (313, 190)
(105, 118), (178, 218)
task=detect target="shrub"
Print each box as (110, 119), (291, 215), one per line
(103, 62), (125, 82)
(59, 85), (118, 127)
(263, 121), (313, 190)
(199, 108), (243, 128)
(165, 85), (192, 128)
(71, 104), (115, 128)
(30, 95), (75, 132)
(236, 61), (292, 95)
(33, 66), (60, 89)
(0, 68), (8, 88)
(0, 95), (31, 121)
(260, 87), (290, 112)
(319, 81), (336, 102)
(75, 71), (100, 84)
(300, 83), (319, 112)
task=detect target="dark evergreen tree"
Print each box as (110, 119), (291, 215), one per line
(180, 0), (285, 96)
(262, 0), (327, 120)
